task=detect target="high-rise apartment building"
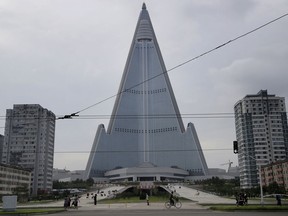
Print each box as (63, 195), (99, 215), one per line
(0, 134), (4, 162)
(234, 90), (288, 188)
(1, 104), (56, 195)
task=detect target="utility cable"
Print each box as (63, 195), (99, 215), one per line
(56, 12), (288, 119)
(1, 148), (232, 154)
(0, 113), (238, 121)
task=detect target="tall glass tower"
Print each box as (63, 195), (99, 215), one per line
(86, 3), (208, 178)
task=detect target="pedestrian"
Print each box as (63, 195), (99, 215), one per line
(94, 194), (97, 205)
(67, 196), (71, 208)
(64, 197), (68, 209)
(169, 191), (174, 206)
(73, 196), (79, 209)
(146, 193), (149, 206)
(244, 193), (248, 205)
(276, 194), (282, 206)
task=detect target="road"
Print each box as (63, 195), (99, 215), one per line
(36, 209), (288, 216)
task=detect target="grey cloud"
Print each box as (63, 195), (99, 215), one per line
(1, 0), (288, 170)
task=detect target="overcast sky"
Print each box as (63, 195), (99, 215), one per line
(1, 0), (288, 171)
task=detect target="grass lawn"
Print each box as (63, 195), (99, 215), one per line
(0, 207), (65, 215)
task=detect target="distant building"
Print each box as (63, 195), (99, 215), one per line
(219, 160), (239, 177)
(0, 163), (31, 195)
(234, 90), (288, 189)
(53, 168), (86, 182)
(1, 104), (56, 195)
(208, 167), (239, 178)
(0, 134), (3, 162)
(186, 168), (238, 182)
(227, 166), (240, 177)
(261, 159), (288, 191)
(85, 3), (208, 180)
(208, 168), (226, 176)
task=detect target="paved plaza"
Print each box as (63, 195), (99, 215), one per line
(7, 183), (280, 211)
(13, 184), (240, 210)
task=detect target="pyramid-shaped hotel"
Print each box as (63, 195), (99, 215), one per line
(85, 3), (208, 181)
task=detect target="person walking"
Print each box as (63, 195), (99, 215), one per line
(169, 191), (174, 206)
(72, 196), (79, 209)
(146, 193), (149, 206)
(64, 197), (68, 209)
(276, 194), (282, 206)
(67, 196), (71, 208)
(94, 194), (97, 205)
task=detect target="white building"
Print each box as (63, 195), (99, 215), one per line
(53, 168), (86, 182)
(1, 104), (56, 195)
(104, 162), (189, 182)
(0, 163), (31, 195)
(234, 90), (288, 188)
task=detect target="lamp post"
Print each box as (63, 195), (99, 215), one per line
(258, 164), (264, 205)
(247, 156), (264, 205)
(233, 141), (264, 205)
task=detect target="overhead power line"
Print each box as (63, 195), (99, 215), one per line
(57, 12), (287, 120)
(2, 110), (288, 122)
(56, 12), (288, 119)
(0, 148), (234, 156)
(0, 113), (238, 122)
(62, 114), (235, 120)
(11, 148), (232, 154)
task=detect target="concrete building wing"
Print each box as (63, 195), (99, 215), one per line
(261, 159), (288, 191)
(0, 163), (31, 195)
(85, 4), (208, 179)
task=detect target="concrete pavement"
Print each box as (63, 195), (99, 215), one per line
(169, 184), (236, 204)
(14, 184), (234, 210)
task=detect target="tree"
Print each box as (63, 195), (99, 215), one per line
(12, 184), (29, 202)
(53, 178), (94, 190)
(194, 177), (240, 196)
(264, 182), (286, 194)
(86, 178), (94, 186)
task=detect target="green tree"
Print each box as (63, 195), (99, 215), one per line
(86, 178), (94, 186)
(12, 184), (29, 202)
(53, 178), (94, 190)
(264, 182), (286, 194)
(195, 177), (240, 196)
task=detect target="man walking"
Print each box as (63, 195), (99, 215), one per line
(146, 193), (149, 206)
(94, 194), (97, 205)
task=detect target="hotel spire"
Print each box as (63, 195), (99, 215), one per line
(85, 4), (208, 178)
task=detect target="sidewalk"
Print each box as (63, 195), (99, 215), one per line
(10, 184), (267, 210)
(170, 184), (236, 204)
(14, 201), (207, 211)
(76, 202), (208, 210)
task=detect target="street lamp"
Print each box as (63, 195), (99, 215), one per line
(244, 155), (264, 205)
(233, 141), (264, 205)
(258, 164), (264, 205)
